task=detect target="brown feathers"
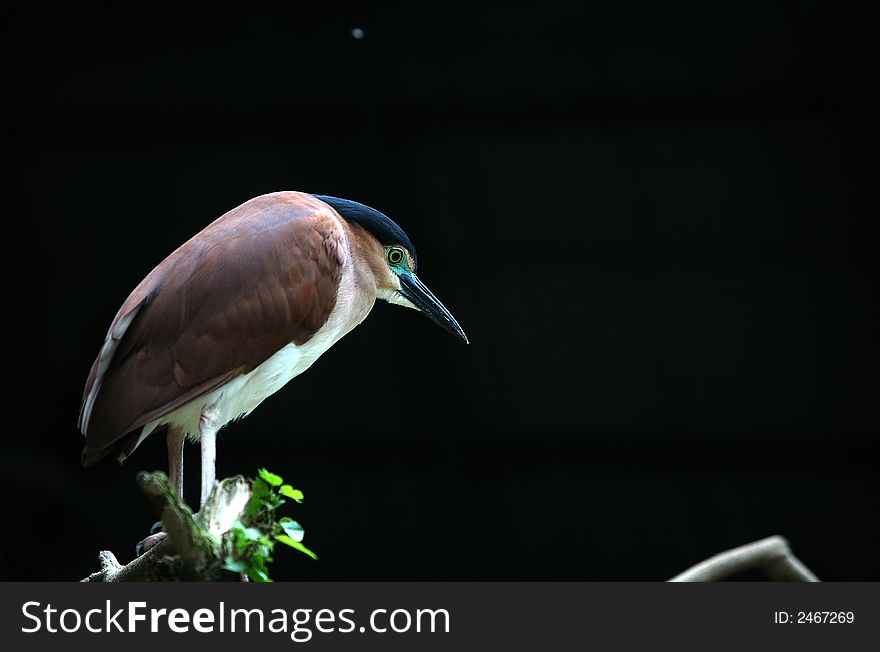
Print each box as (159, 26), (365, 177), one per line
(79, 192), (345, 466)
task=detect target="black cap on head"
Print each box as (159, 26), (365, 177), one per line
(313, 194), (417, 267)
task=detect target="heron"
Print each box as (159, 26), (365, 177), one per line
(78, 191), (468, 515)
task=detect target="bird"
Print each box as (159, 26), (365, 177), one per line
(78, 191), (468, 511)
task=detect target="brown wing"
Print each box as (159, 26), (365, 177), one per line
(79, 191), (346, 466)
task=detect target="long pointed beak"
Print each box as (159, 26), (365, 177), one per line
(398, 273), (469, 343)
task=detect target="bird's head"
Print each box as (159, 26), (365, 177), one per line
(313, 194), (468, 343)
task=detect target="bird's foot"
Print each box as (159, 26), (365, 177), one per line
(135, 521), (167, 556)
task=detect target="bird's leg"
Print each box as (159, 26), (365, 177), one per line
(137, 427), (188, 556)
(167, 426), (186, 498)
(199, 405), (221, 509)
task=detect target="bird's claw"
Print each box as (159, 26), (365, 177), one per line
(135, 532), (167, 557)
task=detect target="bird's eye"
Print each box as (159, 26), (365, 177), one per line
(386, 247), (405, 265)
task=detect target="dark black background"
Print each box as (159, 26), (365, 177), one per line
(2, 2), (877, 581)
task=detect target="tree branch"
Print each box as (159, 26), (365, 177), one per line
(82, 471), (251, 582)
(668, 535), (820, 582)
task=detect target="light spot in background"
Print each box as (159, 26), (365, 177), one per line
(351, 27), (365, 40)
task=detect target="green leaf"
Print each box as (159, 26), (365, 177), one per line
(247, 567), (273, 582)
(279, 518), (305, 542)
(258, 468), (283, 486)
(246, 479), (270, 519)
(276, 535), (318, 560)
(279, 485), (304, 502)
(252, 478), (269, 500)
(240, 526), (264, 542)
(223, 559), (245, 573)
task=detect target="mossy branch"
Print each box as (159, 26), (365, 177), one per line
(83, 471), (251, 582)
(82, 469), (314, 582)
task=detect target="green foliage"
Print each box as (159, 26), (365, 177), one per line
(257, 468), (283, 487)
(279, 485), (304, 502)
(276, 535), (318, 560)
(279, 517), (304, 541)
(223, 469), (317, 582)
